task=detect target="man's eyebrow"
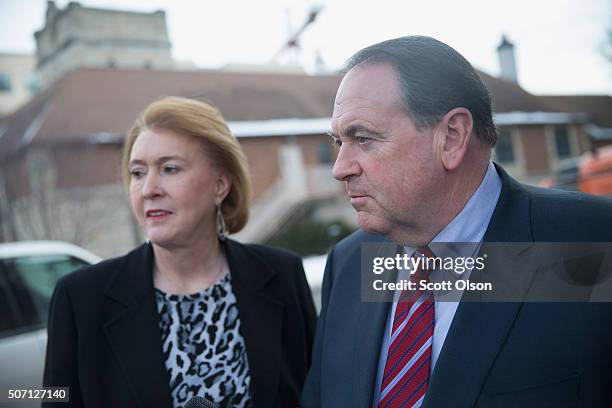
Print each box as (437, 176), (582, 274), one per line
(333, 124), (382, 139)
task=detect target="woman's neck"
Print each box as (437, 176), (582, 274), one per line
(152, 237), (228, 295)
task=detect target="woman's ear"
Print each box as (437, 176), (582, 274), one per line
(214, 172), (231, 206)
(439, 107), (473, 171)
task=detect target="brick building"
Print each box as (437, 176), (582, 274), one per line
(1, 8), (610, 256)
(0, 68), (343, 255)
(1, 65), (610, 256)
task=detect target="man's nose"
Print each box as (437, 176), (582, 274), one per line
(332, 145), (362, 181)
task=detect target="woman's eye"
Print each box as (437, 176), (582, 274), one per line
(130, 169), (144, 179)
(162, 165), (179, 174)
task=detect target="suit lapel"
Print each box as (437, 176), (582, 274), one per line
(353, 300), (391, 408)
(353, 235), (397, 408)
(223, 240), (284, 408)
(422, 164), (536, 408)
(102, 243), (173, 408)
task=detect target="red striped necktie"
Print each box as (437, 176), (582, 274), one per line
(378, 247), (435, 408)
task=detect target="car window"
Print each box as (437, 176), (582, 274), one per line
(0, 255), (89, 338)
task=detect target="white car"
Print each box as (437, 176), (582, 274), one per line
(0, 241), (100, 401)
(303, 254), (327, 313)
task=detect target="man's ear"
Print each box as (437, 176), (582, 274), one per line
(438, 107), (473, 171)
(214, 172), (232, 206)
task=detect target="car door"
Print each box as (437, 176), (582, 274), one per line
(0, 254), (91, 404)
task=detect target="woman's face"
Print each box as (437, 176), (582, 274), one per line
(128, 127), (229, 248)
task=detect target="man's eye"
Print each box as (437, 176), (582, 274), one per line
(357, 136), (371, 145)
(330, 137), (342, 147)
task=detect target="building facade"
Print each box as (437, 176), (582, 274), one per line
(0, 53), (38, 116)
(1, 12), (610, 256)
(1, 66), (609, 256)
(35, 1), (173, 88)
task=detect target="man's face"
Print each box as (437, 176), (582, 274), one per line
(331, 63), (444, 242)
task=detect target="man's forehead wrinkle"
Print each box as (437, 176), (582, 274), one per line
(331, 116), (380, 136)
(334, 95), (378, 115)
(332, 84), (393, 134)
(335, 95), (373, 105)
(334, 106), (378, 118)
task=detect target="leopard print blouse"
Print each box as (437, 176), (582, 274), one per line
(155, 273), (253, 408)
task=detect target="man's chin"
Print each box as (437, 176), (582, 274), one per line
(357, 212), (389, 236)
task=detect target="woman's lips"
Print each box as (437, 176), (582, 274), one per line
(146, 210), (172, 218)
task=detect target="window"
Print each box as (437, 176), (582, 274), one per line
(0, 73), (12, 92)
(0, 255), (89, 337)
(554, 126), (572, 159)
(26, 73), (41, 94)
(495, 128), (515, 163)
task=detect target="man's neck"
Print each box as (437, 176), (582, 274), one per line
(390, 158), (491, 247)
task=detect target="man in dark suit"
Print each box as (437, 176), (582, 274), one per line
(301, 36), (612, 408)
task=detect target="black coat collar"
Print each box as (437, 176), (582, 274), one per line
(103, 239), (279, 304)
(482, 163), (535, 243)
(102, 239), (284, 408)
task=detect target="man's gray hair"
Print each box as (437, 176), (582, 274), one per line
(346, 36), (498, 147)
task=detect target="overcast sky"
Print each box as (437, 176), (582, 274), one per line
(1, 0), (610, 95)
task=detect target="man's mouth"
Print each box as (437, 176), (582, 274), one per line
(348, 190), (368, 199)
(349, 195), (368, 206)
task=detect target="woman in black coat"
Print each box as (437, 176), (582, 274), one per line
(43, 97), (317, 408)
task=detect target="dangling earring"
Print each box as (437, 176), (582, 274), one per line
(216, 205), (228, 241)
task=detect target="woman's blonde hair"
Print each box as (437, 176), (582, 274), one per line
(122, 96), (250, 233)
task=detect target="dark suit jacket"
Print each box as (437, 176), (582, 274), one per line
(43, 239), (317, 408)
(301, 165), (612, 408)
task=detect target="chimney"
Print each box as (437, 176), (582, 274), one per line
(45, 1), (59, 23)
(497, 35), (518, 83)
